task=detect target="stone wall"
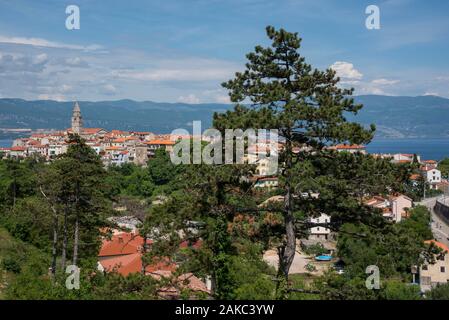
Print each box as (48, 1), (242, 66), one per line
(434, 200), (449, 225)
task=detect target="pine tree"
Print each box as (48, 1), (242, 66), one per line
(41, 134), (109, 271)
(141, 148), (259, 299)
(214, 26), (397, 298)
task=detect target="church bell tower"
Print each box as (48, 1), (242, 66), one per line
(71, 101), (82, 134)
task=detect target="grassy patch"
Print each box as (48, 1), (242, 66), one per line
(0, 227), (49, 299)
(288, 273), (321, 300)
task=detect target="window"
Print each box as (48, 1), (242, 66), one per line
(441, 266), (446, 273)
(421, 276), (431, 286)
(422, 265), (428, 270)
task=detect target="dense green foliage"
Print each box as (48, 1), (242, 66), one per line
(316, 206), (437, 300)
(337, 206), (432, 279)
(427, 282), (449, 300)
(214, 26), (414, 298)
(438, 158), (449, 179)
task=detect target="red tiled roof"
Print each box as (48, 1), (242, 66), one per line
(364, 195), (388, 206)
(421, 166), (438, 172)
(30, 134), (46, 138)
(389, 193), (412, 202)
(100, 253), (176, 276)
(31, 144), (47, 149)
(98, 232), (202, 275)
(249, 175), (278, 182)
(146, 140), (176, 145)
(179, 239), (202, 249)
(155, 272), (210, 297)
(105, 146), (124, 151)
(98, 233), (151, 257)
(425, 240), (449, 253)
(132, 131), (152, 135)
(84, 128), (104, 134)
(333, 144), (365, 150)
(10, 146), (26, 151)
(110, 130), (128, 135)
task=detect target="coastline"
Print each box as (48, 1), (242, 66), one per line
(2, 137), (448, 160)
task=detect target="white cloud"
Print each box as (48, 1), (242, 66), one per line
(0, 35), (102, 51)
(330, 61), (363, 80)
(100, 84), (117, 95)
(37, 94), (67, 101)
(116, 68), (232, 82)
(200, 89), (232, 104)
(424, 91), (439, 96)
(113, 58), (236, 82)
(214, 95), (231, 103)
(33, 53), (48, 65)
(371, 78), (400, 85)
(177, 94), (200, 104)
(362, 86), (385, 95)
(64, 57), (89, 67)
(59, 84), (73, 93)
(0, 52), (49, 73)
(353, 78), (400, 95)
(339, 80), (360, 85)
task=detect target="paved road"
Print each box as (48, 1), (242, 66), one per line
(418, 196), (449, 247)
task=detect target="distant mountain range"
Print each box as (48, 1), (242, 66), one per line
(1, 95), (448, 139)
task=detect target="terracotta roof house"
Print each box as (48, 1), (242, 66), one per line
(419, 240), (449, 292)
(365, 193), (412, 222)
(98, 233), (176, 275)
(97, 230), (209, 298)
(328, 144), (367, 154)
(155, 272), (211, 299)
(146, 139), (176, 146)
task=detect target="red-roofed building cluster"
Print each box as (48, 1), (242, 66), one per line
(1, 102), (183, 167)
(98, 217), (209, 298)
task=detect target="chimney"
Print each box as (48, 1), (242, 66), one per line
(205, 276), (212, 291)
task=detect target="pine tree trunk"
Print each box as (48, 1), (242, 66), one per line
(51, 208), (59, 277)
(72, 184), (80, 266)
(277, 140), (296, 298)
(61, 204), (68, 271)
(141, 235), (147, 275)
(39, 186), (59, 278)
(210, 272), (217, 297)
(73, 215), (79, 266)
(12, 179), (16, 208)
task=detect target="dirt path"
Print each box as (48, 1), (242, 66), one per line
(263, 247), (332, 275)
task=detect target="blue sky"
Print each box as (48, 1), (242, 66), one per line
(0, 0), (448, 102)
